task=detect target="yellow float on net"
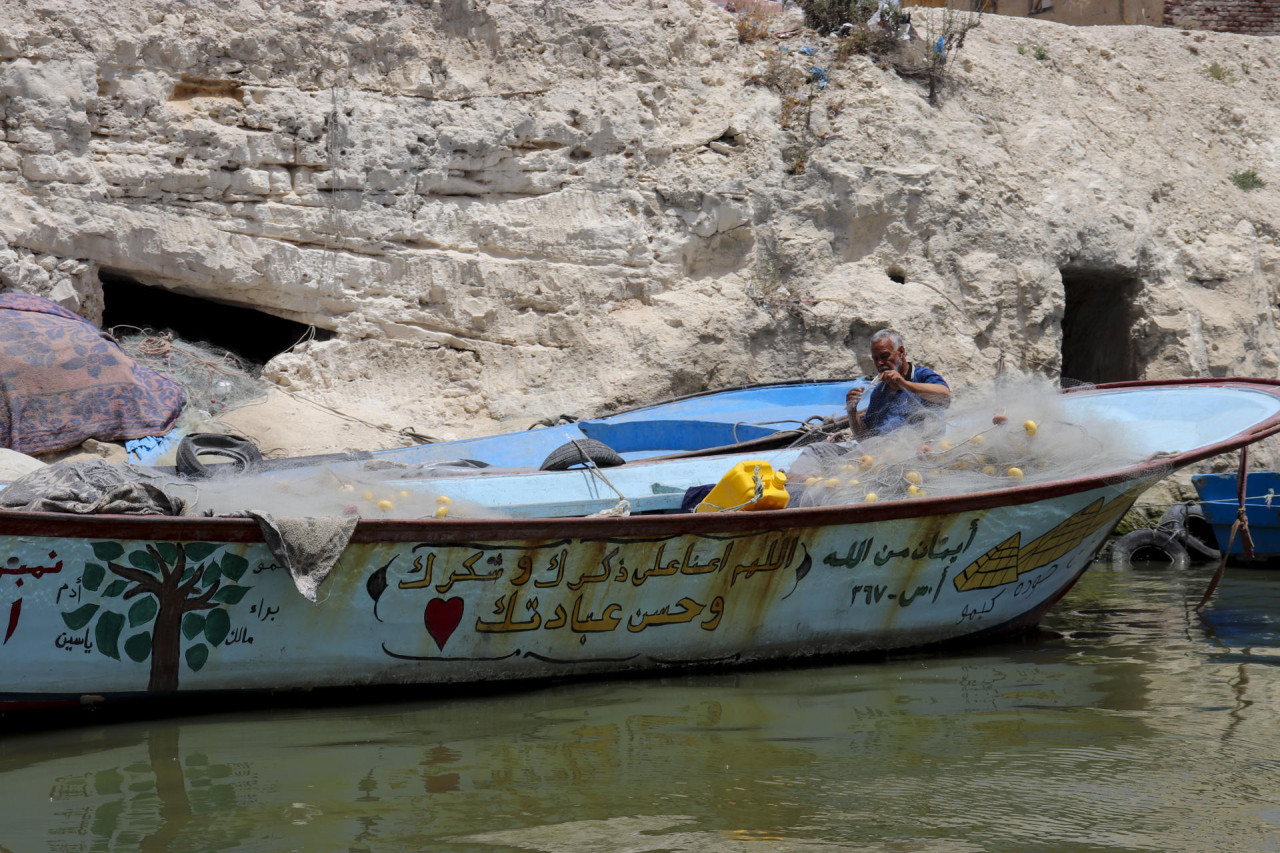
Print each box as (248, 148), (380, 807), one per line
(970, 434), (985, 447)
(982, 465), (996, 476)
(858, 455), (875, 470)
(864, 492), (879, 502)
(1007, 467), (1024, 479)
(907, 484), (923, 497)
(1024, 420), (1038, 436)
(377, 499), (394, 511)
(434, 504), (450, 519)
(939, 439), (955, 451)
(905, 471), (922, 485)
(436, 495), (453, 505)
(824, 478), (841, 488)
(361, 490), (375, 502)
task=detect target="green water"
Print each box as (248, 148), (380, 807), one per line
(3, 562), (1280, 852)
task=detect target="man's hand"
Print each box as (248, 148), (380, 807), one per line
(845, 386), (865, 409)
(879, 369), (906, 391)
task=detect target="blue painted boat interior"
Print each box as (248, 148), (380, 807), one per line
(372, 380), (865, 468)
(1193, 472), (1280, 556)
(1063, 386), (1280, 455)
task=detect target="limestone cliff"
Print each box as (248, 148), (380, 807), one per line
(2, 0), (1279, 469)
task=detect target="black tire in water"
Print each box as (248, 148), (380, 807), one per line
(539, 438), (625, 471)
(1111, 528), (1191, 569)
(175, 433), (264, 478)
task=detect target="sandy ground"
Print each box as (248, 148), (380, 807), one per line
(215, 389), (421, 459)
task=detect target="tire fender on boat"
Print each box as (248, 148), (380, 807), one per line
(540, 438), (625, 471)
(1111, 528), (1191, 569)
(1158, 503), (1221, 561)
(176, 433), (264, 478)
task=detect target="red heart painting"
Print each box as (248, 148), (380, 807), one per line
(424, 597), (464, 650)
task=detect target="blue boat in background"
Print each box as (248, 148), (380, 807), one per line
(1193, 472), (1280, 559)
(356, 379), (866, 470)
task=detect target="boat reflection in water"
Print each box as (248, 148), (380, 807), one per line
(3, 563), (1280, 851)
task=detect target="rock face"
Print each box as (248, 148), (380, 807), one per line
(2, 1), (1279, 468)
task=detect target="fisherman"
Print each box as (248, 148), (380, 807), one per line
(846, 328), (951, 437)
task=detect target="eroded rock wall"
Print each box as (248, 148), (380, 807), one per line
(1, 1), (1279, 465)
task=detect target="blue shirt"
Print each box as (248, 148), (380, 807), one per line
(862, 364), (949, 435)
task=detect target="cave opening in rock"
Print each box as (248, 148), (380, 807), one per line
(1060, 267), (1143, 385)
(100, 271), (330, 366)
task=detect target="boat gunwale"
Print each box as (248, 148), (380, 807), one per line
(2, 378), (1279, 544)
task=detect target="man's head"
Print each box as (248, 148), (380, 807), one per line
(869, 329), (906, 375)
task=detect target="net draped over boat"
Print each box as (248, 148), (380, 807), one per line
(788, 376), (1158, 507)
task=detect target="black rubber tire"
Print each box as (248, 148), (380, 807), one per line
(1111, 529), (1190, 569)
(540, 438), (625, 471)
(1158, 503), (1221, 561)
(176, 433), (264, 479)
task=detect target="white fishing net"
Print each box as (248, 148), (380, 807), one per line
(788, 375), (1156, 507)
(162, 460), (511, 520)
(112, 328), (268, 420)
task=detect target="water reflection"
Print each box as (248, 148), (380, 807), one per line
(4, 563), (1280, 852)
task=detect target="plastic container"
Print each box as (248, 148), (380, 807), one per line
(695, 460), (790, 513)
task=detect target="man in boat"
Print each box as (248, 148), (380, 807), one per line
(846, 328), (951, 437)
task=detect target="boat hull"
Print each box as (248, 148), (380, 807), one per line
(0, 478), (1148, 707)
(1193, 472), (1280, 557)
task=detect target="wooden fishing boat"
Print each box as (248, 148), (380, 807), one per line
(3, 378), (1279, 713)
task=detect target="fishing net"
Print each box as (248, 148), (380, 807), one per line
(161, 459), (511, 520)
(111, 328), (268, 422)
(788, 374), (1155, 507)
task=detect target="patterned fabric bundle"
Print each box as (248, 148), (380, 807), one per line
(0, 293), (184, 453)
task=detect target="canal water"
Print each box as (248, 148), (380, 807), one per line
(3, 560), (1280, 852)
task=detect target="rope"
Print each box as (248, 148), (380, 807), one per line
(569, 438), (627, 505)
(1196, 448), (1253, 611)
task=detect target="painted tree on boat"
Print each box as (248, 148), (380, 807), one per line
(61, 541), (252, 691)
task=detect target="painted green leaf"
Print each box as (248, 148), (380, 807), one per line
(82, 563), (105, 592)
(91, 541), (125, 562)
(181, 612), (206, 641)
(96, 611), (125, 660)
(201, 562), (222, 588)
(219, 553), (249, 582)
(154, 543), (179, 566)
(102, 579), (128, 598)
(62, 603), (100, 631)
(185, 643), (209, 672)
(180, 563), (196, 585)
(127, 550), (160, 575)
(212, 585), (250, 605)
(128, 596), (158, 628)
(204, 608), (230, 646)
(184, 542), (219, 562)
(124, 631), (152, 663)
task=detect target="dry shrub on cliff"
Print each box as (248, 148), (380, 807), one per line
(798, 0), (984, 105)
(736, 7), (777, 42)
(888, 6), (984, 105)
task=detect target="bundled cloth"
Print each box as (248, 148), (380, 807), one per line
(0, 459), (186, 515)
(0, 293), (184, 453)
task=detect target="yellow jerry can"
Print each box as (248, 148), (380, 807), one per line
(695, 460), (789, 513)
